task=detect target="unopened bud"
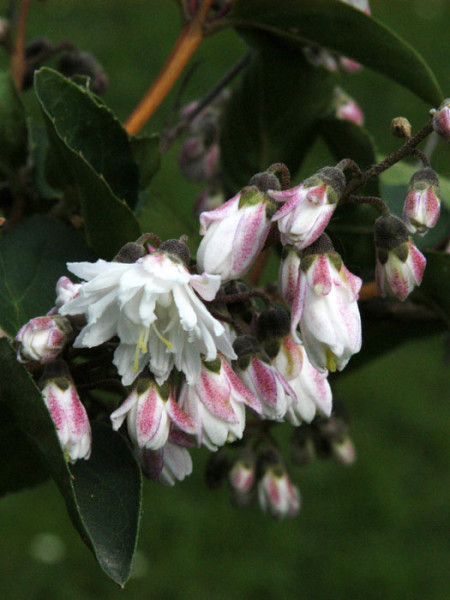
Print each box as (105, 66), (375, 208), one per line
(58, 50), (108, 94)
(113, 242), (147, 263)
(16, 315), (72, 364)
(403, 168), (441, 236)
(159, 238), (191, 266)
(431, 99), (450, 142)
(391, 117), (411, 139)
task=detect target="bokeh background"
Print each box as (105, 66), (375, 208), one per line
(0, 1), (449, 599)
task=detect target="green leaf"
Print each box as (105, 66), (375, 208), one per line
(130, 134), (161, 191)
(220, 47), (334, 190)
(34, 68), (141, 258)
(318, 117), (379, 196)
(0, 403), (49, 496)
(230, 0), (443, 106)
(0, 71), (28, 174)
(0, 214), (94, 337)
(34, 68), (139, 207)
(28, 119), (62, 201)
(0, 339), (142, 585)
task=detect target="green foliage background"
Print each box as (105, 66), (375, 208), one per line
(0, 1), (449, 598)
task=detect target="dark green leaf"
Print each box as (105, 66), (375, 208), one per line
(220, 47), (334, 190)
(35, 68), (141, 258)
(0, 214), (94, 337)
(318, 117), (379, 196)
(34, 68), (139, 207)
(0, 339), (142, 585)
(0, 71), (28, 174)
(28, 119), (62, 201)
(130, 134), (161, 191)
(230, 0), (443, 106)
(71, 422), (142, 586)
(0, 403), (49, 496)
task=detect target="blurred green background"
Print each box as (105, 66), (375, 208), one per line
(0, 1), (449, 599)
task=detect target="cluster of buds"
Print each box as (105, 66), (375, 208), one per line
(177, 91), (229, 215)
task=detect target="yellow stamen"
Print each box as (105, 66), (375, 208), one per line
(151, 323), (173, 350)
(326, 348), (337, 372)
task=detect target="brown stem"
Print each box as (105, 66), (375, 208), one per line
(10, 0), (30, 91)
(341, 120), (434, 201)
(267, 163), (291, 190)
(124, 0), (214, 135)
(348, 195), (390, 216)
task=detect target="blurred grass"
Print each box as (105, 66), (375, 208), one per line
(0, 1), (449, 599)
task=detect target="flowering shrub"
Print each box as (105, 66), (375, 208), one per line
(0, 0), (448, 588)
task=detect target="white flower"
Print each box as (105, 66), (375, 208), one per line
(197, 187), (274, 282)
(178, 355), (261, 451)
(110, 377), (195, 451)
(269, 167), (345, 250)
(257, 465), (300, 520)
(291, 249), (362, 373)
(60, 251), (235, 386)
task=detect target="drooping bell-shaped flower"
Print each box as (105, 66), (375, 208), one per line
(269, 167), (345, 250)
(16, 315), (72, 364)
(40, 361), (91, 463)
(256, 307), (333, 424)
(197, 182), (277, 282)
(110, 375), (195, 451)
(402, 168), (441, 236)
(233, 335), (296, 421)
(60, 239), (235, 386)
(178, 354), (261, 451)
(291, 235), (362, 373)
(257, 452), (300, 520)
(139, 431), (194, 486)
(374, 215), (426, 301)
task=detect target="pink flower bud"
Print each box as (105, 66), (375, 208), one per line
(269, 167), (345, 250)
(197, 186), (275, 282)
(374, 215), (426, 301)
(257, 462), (300, 520)
(16, 315), (72, 364)
(403, 168), (441, 236)
(178, 354), (261, 451)
(234, 336), (295, 421)
(431, 99), (450, 141)
(333, 87), (364, 126)
(110, 377), (195, 451)
(291, 237), (362, 373)
(41, 367), (91, 463)
(55, 276), (82, 309)
(229, 454), (256, 495)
